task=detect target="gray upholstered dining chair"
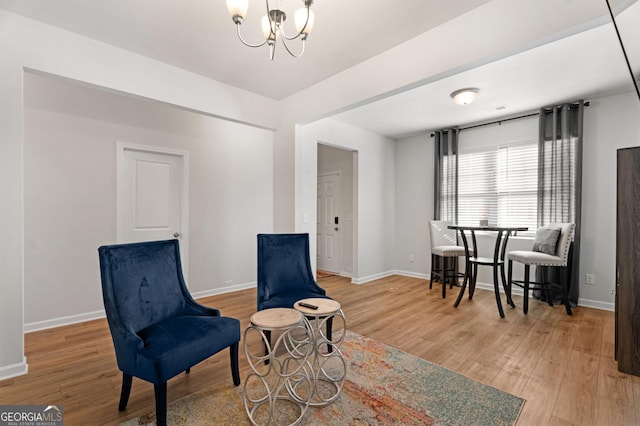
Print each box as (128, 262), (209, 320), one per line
(428, 220), (470, 298)
(506, 223), (575, 315)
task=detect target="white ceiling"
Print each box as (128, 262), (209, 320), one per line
(1, 0), (638, 138)
(333, 8), (640, 138)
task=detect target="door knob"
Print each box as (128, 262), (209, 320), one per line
(173, 232), (180, 238)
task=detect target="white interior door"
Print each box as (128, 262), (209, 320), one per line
(317, 173), (341, 272)
(117, 143), (188, 248)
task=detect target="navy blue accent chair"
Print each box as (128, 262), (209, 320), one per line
(98, 239), (241, 426)
(257, 233), (332, 351)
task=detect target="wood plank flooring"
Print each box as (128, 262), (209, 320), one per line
(1, 275), (638, 425)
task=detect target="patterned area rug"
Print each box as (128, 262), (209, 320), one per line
(122, 331), (524, 425)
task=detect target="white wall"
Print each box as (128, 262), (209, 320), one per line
(298, 119), (396, 282)
(317, 144), (355, 276)
(23, 73), (273, 328)
(0, 9), (279, 379)
(394, 135), (433, 278)
(581, 90), (640, 308)
(394, 90), (640, 310)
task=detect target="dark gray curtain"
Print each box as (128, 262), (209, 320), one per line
(536, 101), (584, 305)
(433, 128), (459, 221)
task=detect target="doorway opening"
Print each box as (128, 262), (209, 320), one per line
(316, 143), (356, 279)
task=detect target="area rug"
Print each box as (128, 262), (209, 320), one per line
(121, 331), (524, 425)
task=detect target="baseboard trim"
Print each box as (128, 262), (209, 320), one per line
(350, 270), (395, 284)
(393, 270), (429, 280)
(0, 357), (28, 381)
(396, 272), (614, 311)
(338, 271), (353, 279)
(190, 281), (256, 299)
(24, 310), (106, 333)
(577, 298), (614, 312)
(450, 281), (614, 312)
(24, 282), (258, 334)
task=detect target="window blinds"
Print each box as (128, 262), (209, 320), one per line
(457, 141), (538, 234)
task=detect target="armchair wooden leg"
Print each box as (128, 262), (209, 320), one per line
(326, 317), (334, 354)
(230, 342), (241, 386)
(154, 382), (167, 426)
(118, 373), (133, 411)
(263, 329), (271, 365)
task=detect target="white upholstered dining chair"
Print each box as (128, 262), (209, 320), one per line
(428, 220), (470, 298)
(506, 222), (575, 315)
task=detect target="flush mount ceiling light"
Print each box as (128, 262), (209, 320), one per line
(450, 88), (480, 105)
(226, 0), (315, 61)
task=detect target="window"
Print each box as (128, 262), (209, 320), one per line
(457, 141), (538, 234)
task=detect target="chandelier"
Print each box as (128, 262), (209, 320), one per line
(226, 0), (315, 60)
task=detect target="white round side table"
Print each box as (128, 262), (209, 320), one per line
(294, 298), (347, 406)
(243, 308), (313, 426)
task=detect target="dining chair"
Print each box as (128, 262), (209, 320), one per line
(98, 239), (241, 426)
(506, 223), (575, 315)
(428, 220), (470, 298)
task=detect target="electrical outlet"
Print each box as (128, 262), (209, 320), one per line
(610, 289), (616, 296)
(585, 273), (595, 285)
(409, 254), (415, 262)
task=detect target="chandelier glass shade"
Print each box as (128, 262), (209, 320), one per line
(226, 0), (315, 60)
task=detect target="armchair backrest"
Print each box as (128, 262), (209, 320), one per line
(257, 233), (325, 310)
(429, 220), (457, 248)
(99, 239), (188, 335)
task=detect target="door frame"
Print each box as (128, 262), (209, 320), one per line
(116, 142), (190, 270)
(315, 142), (358, 279)
(317, 171), (342, 273)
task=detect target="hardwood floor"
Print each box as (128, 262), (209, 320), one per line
(1, 275), (638, 425)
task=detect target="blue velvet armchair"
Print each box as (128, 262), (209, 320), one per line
(257, 233), (331, 310)
(98, 239), (240, 426)
(257, 233), (332, 349)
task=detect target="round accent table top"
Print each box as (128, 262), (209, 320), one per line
(250, 308), (303, 330)
(295, 298), (341, 316)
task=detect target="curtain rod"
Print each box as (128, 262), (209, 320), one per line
(459, 111), (539, 132)
(430, 101), (590, 137)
